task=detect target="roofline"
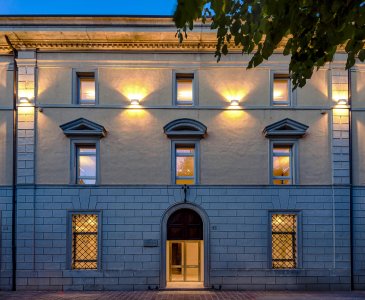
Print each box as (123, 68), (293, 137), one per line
(0, 14), (174, 18)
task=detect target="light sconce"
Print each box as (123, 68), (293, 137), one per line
(230, 99), (240, 106)
(130, 98), (140, 105)
(337, 98), (348, 105)
(19, 97), (30, 104)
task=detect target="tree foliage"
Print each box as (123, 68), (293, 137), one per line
(173, 0), (365, 88)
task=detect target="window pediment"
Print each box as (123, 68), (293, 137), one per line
(60, 118), (106, 138)
(263, 118), (308, 138)
(164, 118), (207, 139)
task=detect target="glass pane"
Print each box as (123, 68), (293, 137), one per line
(73, 214), (98, 232)
(176, 147), (195, 155)
(72, 214), (98, 270)
(79, 147), (96, 154)
(273, 147), (290, 154)
(80, 77), (95, 102)
(272, 214), (296, 232)
(186, 267), (199, 282)
(177, 78), (193, 103)
(175, 179), (195, 185)
(273, 156), (290, 177)
(271, 214), (297, 269)
(273, 78), (289, 103)
(171, 243), (182, 266)
(171, 242), (184, 281)
(185, 242), (199, 265)
(176, 156), (194, 177)
(273, 179), (291, 185)
(79, 155), (96, 177)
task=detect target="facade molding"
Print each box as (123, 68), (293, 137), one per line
(263, 118), (309, 138)
(60, 118), (107, 138)
(164, 118), (207, 139)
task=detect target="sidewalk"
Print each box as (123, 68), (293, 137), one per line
(1, 290), (365, 300)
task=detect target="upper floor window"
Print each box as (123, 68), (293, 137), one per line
(272, 73), (291, 106)
(78, 72), (95, 105)
(271, 214), (297, 269)
(77, 145), (97, 185)
(263, 118), (309, 185)
(164, 118), (207, 185)
(72, 70), (98, 105)
(175, 144), (196, 185)
(71, 213), (99, 270)
(174, 72), (196, 106)
(272, 144), (293, 185)
(60, 118), (106, 185)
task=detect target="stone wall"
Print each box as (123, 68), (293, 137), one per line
(0, 187), (13, 290)
(14, 185), (351, 291)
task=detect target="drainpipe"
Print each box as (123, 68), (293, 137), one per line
(5, 35), (17, 292)
(348, 68), (353, 290)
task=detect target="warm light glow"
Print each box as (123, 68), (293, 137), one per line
(19, 97), (30, 104)
(80, 78), (95, 102)
(337, 99), (348, 105)
(332, 70), (348, 104)
(176, 75), (194, 104)
(130, 98), (140, 105)
(18, 90), (34, 105)
(273, 77), (289, 103)
(230, 99), (240, 106)
(223, 91), (246, 104)
(122, 87), (148, 105)
(18, 106), (35, 115)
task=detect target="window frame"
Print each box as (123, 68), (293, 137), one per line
(171, 140), (200, 185)
(268, 211), (302, 270)
(67, 210), (102, 271)
(70, 139), (100, 185)
(269, 140), (298, 185)
(270, 71), (295, 107)
(173, 70), (198, 107)
(72, 69), (98, 105)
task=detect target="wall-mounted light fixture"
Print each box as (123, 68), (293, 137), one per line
(337, 98), (348, 105)
(130, 98), (140, 105)
(19, 97), (30, 104)
(230, 99), (240, 106)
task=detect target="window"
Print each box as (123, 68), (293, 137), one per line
(271, 214), (297, 269)
(76, 145), (97, 185)
(175, 73), (195, 106)
(174, 144), (196, 184)
(272, 73), (291, 106)
(77, 72), (95, 105)
(164, 119), (206, 185)
(71, 213), (99, 270)
(72, 70), (98, 105)
(272, 144), (293, 185)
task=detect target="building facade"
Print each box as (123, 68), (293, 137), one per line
(0, 16), (364, 291)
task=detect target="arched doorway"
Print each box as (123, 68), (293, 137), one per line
(161, 204), (209, 289)
(167, 209), (203, 283)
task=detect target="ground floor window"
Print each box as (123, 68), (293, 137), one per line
(271, 214), (297, 269)
(72, 213), (99, 269)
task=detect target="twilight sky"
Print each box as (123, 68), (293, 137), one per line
(0, 0), (177, 15)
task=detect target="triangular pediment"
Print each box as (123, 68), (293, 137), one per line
(164, 118), (207, 138)
(60, 118), (106, 137)
(263, 118), (308, 138)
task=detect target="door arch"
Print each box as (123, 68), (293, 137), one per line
(161, 203), (209, 288)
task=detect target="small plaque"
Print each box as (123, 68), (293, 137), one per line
(143, 239), (158, 247)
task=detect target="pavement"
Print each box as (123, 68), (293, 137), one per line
(1, 290), (365, 300)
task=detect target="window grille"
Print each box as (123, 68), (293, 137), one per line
(271, 214), (297, 269)
(72, 214), (98, 269)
